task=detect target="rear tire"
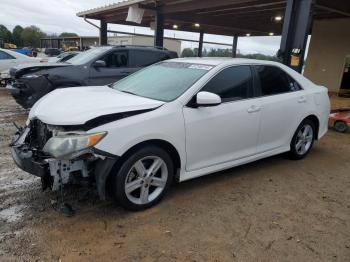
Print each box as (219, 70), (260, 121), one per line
(112, 146), (174, 211)
(289, 119), (315, 160)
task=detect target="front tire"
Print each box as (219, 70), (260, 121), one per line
(289, 119), (315, 160)
(113, 146), (174, 211)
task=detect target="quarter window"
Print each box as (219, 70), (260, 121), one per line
(201, 66), (253, 102)
(0, 51), (15, 60)
(255, 65), (301, 96)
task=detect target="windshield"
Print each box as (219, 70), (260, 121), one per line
(68, 47), (110, 65)
(112, 62), (212, 102)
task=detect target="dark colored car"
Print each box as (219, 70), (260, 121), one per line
(44, 48), (61, 57)
(7, 46), (178, 108)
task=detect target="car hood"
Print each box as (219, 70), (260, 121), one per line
(10, 63), (70, 78)
(29, 86), (165, 126)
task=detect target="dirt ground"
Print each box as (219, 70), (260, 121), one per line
(0, 88), (349, 262)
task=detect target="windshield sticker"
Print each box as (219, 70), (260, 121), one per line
(188, 65), (213, 71)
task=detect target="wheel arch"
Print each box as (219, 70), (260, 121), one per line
(104, 139), (182, 198)
(117, 139), (181, 172)
(298, 114), (320, 140)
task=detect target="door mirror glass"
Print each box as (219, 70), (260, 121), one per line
(93, 60), (106, 68)
(196, 91), (221, 107)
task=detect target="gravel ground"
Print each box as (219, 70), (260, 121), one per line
(0, 88), (349, 262)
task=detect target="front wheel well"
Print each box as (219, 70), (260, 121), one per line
(105, 139), (181, 197)
(119, 140), (181, 172)
(303, 115), (320, 140)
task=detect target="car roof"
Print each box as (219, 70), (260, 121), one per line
(169, 57), (283, 67)
(109, 45), (171, 52)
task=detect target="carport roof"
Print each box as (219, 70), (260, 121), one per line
(77, 0), (350, 37)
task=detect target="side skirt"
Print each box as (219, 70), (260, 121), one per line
(179, 146), (290, 182)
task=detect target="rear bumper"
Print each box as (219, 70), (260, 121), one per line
(11, 146), (48, 177)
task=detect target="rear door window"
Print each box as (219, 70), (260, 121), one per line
(101, 51), (129, 68)
(255, 65), (301, 96)
(201, 66), (254, 102)
(130, 50), (170, 67)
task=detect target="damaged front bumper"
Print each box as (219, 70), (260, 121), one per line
(11, 126), (47, 177)
(10, 124), (118, 199)
(11, 145), (48, 177)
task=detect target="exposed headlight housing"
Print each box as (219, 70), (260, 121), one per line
(43, 132), (107, 159)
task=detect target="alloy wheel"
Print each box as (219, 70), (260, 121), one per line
(124, 156), (168, 205)
(295, 124), (314, 155)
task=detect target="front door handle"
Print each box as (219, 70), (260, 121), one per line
(247, 105), (261, 113)
(298, 96), (307, 103)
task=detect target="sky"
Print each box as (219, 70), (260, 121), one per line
(0, 0), (282, 55)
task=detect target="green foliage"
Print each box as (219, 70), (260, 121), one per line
(181, 48), (196, 57)
(206, 48), (232, 57)
(59, 32), (78, 37)
(12, 25), (24, 47)
(0, 24), (80, 48)
(21, 26), (46, 47)
(237, 53), (278, 61)
(181, 47), (278, 61)
(0, 25), (13, 43)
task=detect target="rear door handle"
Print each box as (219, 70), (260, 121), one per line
(298, 96), (307, 103)
(247, 105), (261, 113)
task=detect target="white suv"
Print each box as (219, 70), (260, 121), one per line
(11, 58), (330, 210)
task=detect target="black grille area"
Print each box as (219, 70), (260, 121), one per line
(29, 119), (52, 150)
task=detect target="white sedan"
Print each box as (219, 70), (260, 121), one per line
(0, 48), (46, 72)
(10, 58), (330, 211)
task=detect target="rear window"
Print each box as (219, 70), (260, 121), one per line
(130, 50), (171, 67)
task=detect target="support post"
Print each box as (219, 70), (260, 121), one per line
(154, 11), (164, 47)
(99, 20), (108, 46)
(279, 0), (313, 73)
(198, 30), (204, 57)
(232, 35), (238, 58)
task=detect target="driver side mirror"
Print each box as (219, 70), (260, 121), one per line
(93, 60), (106, 68)
(196, 91), (221, 107)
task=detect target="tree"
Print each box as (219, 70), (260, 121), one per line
(181, 47), (278, 61)
(181, 48), (195, 57)
(21, 25), (46, 47)
(207, 48), (232, 57)
(0, 25), (12, 43)
(12, 25), (24, 47)
(237, 53), (278, 61)
(59, 32), (78, 37)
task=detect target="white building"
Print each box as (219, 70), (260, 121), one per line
(108, 35), (181, 56)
